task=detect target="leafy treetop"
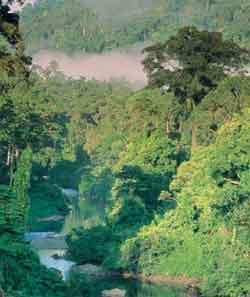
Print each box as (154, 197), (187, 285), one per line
(143, 27), (250, 105)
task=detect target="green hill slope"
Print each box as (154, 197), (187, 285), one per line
(20, 0), (250, 53)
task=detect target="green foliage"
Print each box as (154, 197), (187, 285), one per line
(0, 1), (31, 90)
(116, 130), (180, 175)
(0, 80), (67, 184)
(0, 2), (69, 297)
(49, 152), (90, 189)
(67, 225), (117, 265)
(79, 167), (113, 202)
(119, 109), (250, 296)
(202, 239), (250, 297)
(0, 149), (32, 241)
(0, 185), (18, 238)
(0, 242), (67, 297)
(143, 27), (249, 104)
(108, 193), (149, 231)
(63, 198), (105, 233)
(12, 148), (32, 234)
(20, 0), (250, 54)
(28, 182), (69, 232)
(2, 2), (250, 294)
(67, 271), (185, 297)
(67, 129), (183, 270)
(0, 157), (67, 297)
(120, 222), (178, 273)
(193, 76), (250, 145)
(20, 0), (106, 54)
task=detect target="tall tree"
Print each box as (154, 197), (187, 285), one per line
(12, 148), (32, 234)
(143, 26), (250, 106)
(0, 0), (31, 91)
(143, 27), (250, 149)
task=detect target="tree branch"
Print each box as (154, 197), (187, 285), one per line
(224, 178), (241, 186)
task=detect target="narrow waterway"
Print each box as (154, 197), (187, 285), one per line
(25, 189), (190, 297)
(25, 232), (75, 280)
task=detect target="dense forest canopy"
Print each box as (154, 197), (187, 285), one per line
(20, 0), (250, 53)
(79, 0), (156, 20)
(1, 0), (250, 297)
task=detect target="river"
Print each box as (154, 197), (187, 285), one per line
(25, 189), (189, 297)
(25, 232), (75, 280)
(25, 231), (190, 297)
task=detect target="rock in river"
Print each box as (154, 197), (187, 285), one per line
(102, 288), (126, 297)
(71, 264), (108, 278)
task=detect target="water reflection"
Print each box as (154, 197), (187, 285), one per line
(68, 275), (187, 297)
(27, 232), (188, 297)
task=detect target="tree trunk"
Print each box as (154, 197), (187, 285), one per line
(82, 24), (86, 36)
(6, 145), (11, 166)
(191, 124), (198, 152)
(15, 148), (20, 159)
(190, 99), (198, 152)
(178, 120), (183, 134)
(0, 286), (5, 297)
(166, 118), (171, 134)
(9, 145), (15, 187)
(232, 226), (237, 245)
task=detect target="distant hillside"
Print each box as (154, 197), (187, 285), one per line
(20, 0), (250, 54)
(20, 0), (107, 53)
(79, 0), (156, 20)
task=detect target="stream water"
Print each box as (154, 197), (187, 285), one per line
(76, 277), (188, 297)
(38, 248), (75, 280)
(26, 231), (190, 297)
(25, 232), (75, 280)
(26, 189), (189, 297)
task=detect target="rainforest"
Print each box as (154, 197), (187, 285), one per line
(1, 0), (250, 297)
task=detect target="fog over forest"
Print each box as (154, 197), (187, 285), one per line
(3, 1), (250, 297)
(33, 48), (147, 89)
(13, 0), (149, 88)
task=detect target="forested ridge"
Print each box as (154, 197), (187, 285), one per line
(20, 0), (250, 53)
(1, 1), (250, 297)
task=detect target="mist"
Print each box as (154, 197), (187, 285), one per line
(32, 49), (147, 89)
(10, 0), (35, 11)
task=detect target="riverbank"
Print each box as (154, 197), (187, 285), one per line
(72, 263), (200, 291)
(122, 272), (201, 290)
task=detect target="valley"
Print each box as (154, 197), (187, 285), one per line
(1, 1), (250, 297)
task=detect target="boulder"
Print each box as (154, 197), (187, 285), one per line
(71, 264), (108, 278)
(102, 289), (126, 297)
(38, 215), (64, 222)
